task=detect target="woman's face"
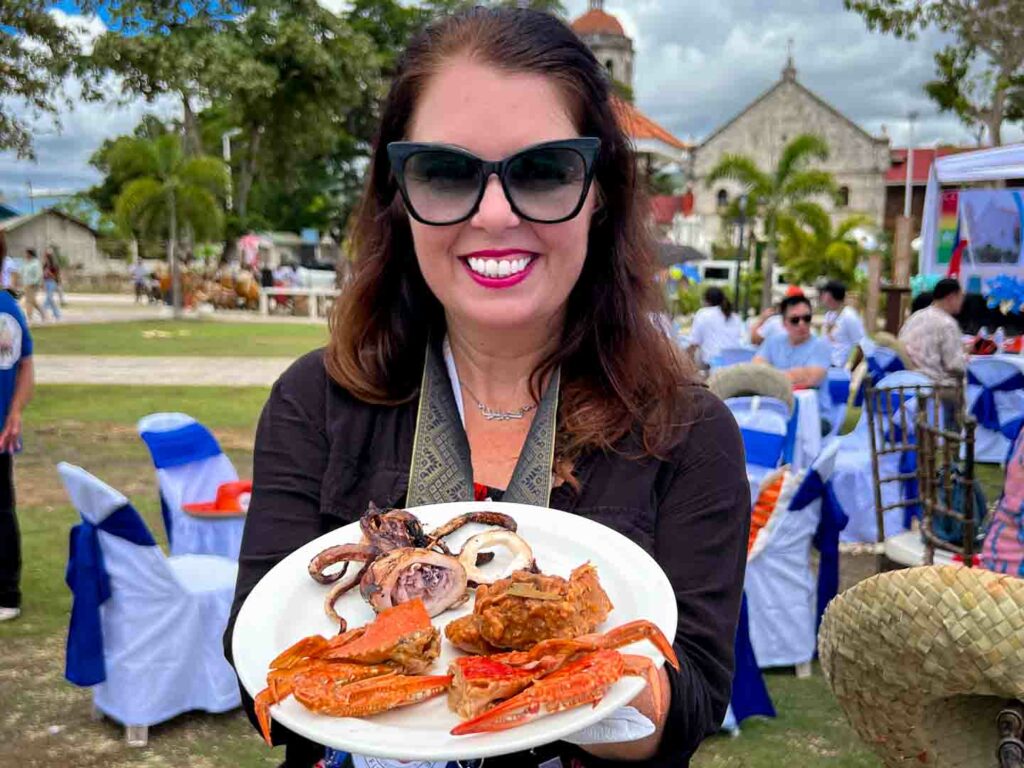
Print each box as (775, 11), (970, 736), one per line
(405, 58), (595, 334)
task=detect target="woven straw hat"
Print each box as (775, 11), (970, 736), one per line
(708, 363), (794, 409)
(819, 566), (1024, 767)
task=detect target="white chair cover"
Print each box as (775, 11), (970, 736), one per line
(137, 412), (244, 559)
(832, 371), (932, 543)
(59, 462), (240, 727)
(966, 357), (1024, 463)
(746, 442), (842, 668)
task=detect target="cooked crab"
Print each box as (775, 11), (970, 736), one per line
(253, 599), (442, 745)
(447, 619), (679, 719)
(445, 563), (613, 654)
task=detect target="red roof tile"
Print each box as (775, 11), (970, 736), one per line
(886, 147), (971, 185)
(651, 192), (694, 225)
(571, 9), (625, 36)
(612, 96), (690, 151)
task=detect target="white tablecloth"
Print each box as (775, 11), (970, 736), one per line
(970, 354), (1024, 373)
(793, 389), (822, 471)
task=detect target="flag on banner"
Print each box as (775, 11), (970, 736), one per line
(936, 191), (960, 265)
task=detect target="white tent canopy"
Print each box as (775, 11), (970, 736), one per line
(919, 142), (1024, 277)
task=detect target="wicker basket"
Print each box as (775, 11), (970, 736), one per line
(708, 363), (794, 409)
(819, 565), (1024, 767)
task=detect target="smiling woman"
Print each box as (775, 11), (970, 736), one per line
(226, 8), (749, 768)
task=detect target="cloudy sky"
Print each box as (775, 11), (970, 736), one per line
(2, 0), (1020, 210)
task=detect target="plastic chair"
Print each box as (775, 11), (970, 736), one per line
(726, 396), (792, 496)
(137, 413), (244, 559)
(832, 371), (933, 543)
(745, 441), (845, 670)
(60, 463), (240, 745)
(965, 357), (1024, 463)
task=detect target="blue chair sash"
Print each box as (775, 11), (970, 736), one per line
(781, 398), (799, 465)
(741, 428), (786, 469)
(855, 354), (905, 406)
(790, 468), (849, 635)
(967, 370), (1024, 433)
(730, 594), (776, 723)
(140, 422), (222, 469)
(65, 504), (156, 687)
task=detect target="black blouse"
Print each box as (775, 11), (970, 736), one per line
(224, 349), (750, 767)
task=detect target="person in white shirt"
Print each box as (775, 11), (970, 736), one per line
(689, 286), (743, 367)
(820, 280), (865, 368)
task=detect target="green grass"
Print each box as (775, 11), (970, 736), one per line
(31, 320), (326, 358)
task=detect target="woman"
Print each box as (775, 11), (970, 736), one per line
(42, 250), (61, 321)
(688, 286), (742, 367)
(226, 9), (748, 768)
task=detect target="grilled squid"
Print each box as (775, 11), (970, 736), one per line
(357, 548), (469, 617)
(458, 530), (535, 586)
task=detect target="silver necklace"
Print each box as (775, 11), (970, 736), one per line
(459, 380), (536, 421)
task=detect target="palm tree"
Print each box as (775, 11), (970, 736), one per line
(777, 201), (874, 286)
(705, 134), (838, 309)
(112, 133), (226, 317)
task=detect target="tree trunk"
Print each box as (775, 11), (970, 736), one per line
(235, 126), (262, 223)
(168, 191), (182, 319)
(181, 94), (201, 157)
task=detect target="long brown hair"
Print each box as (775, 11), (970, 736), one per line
(327, 7), (697, 471)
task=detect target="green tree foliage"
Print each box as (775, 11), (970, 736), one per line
(0, 1), (80, 157)
(110, 134), (226, 314)
(844, 0), (1024, 146)
(777, 202), (873, 285)
(706, 134), (838, 306)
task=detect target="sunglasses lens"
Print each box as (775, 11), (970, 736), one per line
(404, 150), (481, 223)
(789, 315), (812, 326)
(505, 147), (587, 222)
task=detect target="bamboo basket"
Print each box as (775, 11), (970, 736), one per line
(819, 565), (1024, 766)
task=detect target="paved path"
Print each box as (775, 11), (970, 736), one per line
(34, 355), (291, 387)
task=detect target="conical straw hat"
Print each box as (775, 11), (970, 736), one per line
(819, 565), (1024, 767)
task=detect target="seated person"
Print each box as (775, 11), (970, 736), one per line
(821, 280), (865, 368)
(754, 295), (830, 391)
(898, 277), (966, 386)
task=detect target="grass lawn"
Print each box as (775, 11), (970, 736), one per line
(31, 320), (327, 358)
(11, 385), (1009, 767)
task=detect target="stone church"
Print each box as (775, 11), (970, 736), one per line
(689, 56), (891, 247)
(569, 2), (892, 256)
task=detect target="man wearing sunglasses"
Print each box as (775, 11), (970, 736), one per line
(754, 295), (831, 393)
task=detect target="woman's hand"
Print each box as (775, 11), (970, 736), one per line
(578, 664), (671, 761)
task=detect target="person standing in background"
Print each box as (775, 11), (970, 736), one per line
(0, 282), (34, 621)
(689, 286), (743, 367)
(898, 278), (966, 386)
(131, 259), (149, 303)
(42, 250), (62, 321)
(20, 250), (44, 322)
(820, 280), (864, 368)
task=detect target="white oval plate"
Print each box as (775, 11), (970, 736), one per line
(232, 501), (677, 761)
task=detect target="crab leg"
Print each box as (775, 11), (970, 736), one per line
(294, 673), (453, 718)
(254, 661), (393, 745)
(451, 650), (661, 736)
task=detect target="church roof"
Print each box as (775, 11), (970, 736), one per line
(612, 96), (690, 152)
(572, 8), (626, 37)
(698, 62), (887, 151)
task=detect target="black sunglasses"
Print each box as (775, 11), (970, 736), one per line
(787, 314), (813, 326)
(387, 138), (600, 226)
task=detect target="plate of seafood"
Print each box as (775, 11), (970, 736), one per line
(232, 501), (678, 761)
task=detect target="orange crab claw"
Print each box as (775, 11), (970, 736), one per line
(269, 635), (331, 670)
(452, 649), (625, 736)
(293, 673), (453, 718)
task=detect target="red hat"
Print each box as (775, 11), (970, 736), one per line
(784, 285), (805, 298)
(183, 480), (252, 517)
